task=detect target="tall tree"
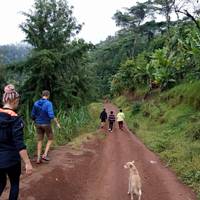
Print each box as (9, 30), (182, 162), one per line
(17, 0), (93, 107)
(149, 0), (176, 30)
(113, 2), (150, 28)
(173, 0), (200, 31)
(113, 2), (151, 57)
(20, 0), (82, 50)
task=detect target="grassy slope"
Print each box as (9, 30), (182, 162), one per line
(114, 81), (200, 199)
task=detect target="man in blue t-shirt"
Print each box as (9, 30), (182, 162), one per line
(31, 90), (60, 163)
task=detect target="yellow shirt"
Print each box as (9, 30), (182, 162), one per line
(117, 112), (125, 122)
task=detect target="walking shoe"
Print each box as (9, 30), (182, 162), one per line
(42, 155), (50, 161)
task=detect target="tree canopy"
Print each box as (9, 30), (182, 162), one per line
(8, 0), (94, 108)
(20, 0), (82, 50)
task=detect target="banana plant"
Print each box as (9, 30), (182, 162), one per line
(147, 47), (176, 90)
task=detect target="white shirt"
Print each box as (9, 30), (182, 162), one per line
(117, 112), (125, 122)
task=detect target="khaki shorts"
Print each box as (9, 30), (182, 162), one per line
(35, 124), (53, 141)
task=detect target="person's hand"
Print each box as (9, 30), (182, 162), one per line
(25, 163), (33, 175)
(57, 122), (61, 129)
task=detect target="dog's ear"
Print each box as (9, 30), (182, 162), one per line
(124, 164), (128, 169)
(131, 160), (135, 164)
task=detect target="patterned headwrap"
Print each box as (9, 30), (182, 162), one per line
(3, 84), (19, 103)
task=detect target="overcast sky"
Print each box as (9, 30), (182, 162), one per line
(0, 0), (135, 45)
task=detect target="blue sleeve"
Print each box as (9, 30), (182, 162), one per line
(12, 117), (26, 151)
(47, 102), (55, 119)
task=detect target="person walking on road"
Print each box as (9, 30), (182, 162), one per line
(0, 84), (33, 200)
(117, 109), (125, 130)
(31, 90), (60, 164)
(99, 108), (107, 128)
(108, 111), (115, 132)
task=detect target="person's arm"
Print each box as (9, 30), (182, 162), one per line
(54, 117), (61, 128)
(19, 149), (33, 175)
(12, 117), (33, 175)
(123, 113), (125, 119)
(47, 102), (61, 128)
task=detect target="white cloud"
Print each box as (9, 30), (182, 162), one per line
(0, 0), (134, 45)
(68, 0), (134, 43)
(0, 0), (33, 44)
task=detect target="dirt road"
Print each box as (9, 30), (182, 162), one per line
(2, 103), (197, 200)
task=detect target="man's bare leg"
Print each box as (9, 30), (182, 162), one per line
(43, 140), (53, 160)
(37, 140), (43, 163)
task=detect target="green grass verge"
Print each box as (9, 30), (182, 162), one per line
(162, 81), (200, 110)
(24, 102), (103, 156)
(114, 83), (200, 199)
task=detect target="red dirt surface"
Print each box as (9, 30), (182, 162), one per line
(1, 103), (197, 200)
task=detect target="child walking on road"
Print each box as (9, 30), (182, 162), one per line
(108, 111), (115, 132)
(99, 108), (107, 128)
(117, 109), (125, 130)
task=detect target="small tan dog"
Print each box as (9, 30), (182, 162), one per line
(124, 161), (142, 200)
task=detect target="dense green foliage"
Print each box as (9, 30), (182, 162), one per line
(0, 0), (200, 195)
(0, 0), (99, 160)
(108, 23), (200, 94)
(6, 0), (95, 108)
(2, 0), (199, 103)
(89, 1), (200, 97)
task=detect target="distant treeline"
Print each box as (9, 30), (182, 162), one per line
(89, 0), (200, 97)
(0, 44), (31, 64)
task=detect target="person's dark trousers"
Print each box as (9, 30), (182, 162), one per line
(118, 121), (123, 130)
(109, 121), (114, 131)
(0, 162), (21, 200)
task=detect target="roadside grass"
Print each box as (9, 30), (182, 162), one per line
(162, 81), (200, 110)
(114, 82), (200, 199)
(24, 102), (103, 156)
(68, 129), (105, 149)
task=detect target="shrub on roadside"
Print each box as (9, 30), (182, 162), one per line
(186, 123), (200, 141)
(132, 101), (142, 115)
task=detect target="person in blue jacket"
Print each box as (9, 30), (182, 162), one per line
(31, 90), (60, 164)
(0, 84), (32, 200)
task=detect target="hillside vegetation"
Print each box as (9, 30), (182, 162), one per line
(0, 0), (200, 197)
(114, 81), (200, 198)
